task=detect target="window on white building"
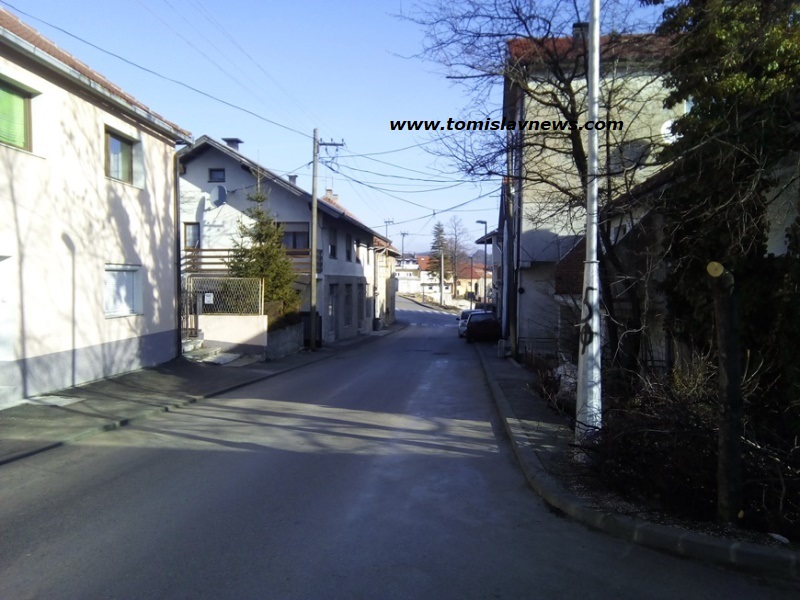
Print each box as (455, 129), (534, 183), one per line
(329, 228), (338, 259)
(105, 130), (135, 183)
(208, 168), (226, 182)
(184, 223), (200, 249)
(104, 264), (143, 317)
(0, 80), (31, 150)
(280, 222), (309, 249)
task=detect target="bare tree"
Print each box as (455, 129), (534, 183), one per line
(445, 216), (472, 297)
(408, 0), (671, 379)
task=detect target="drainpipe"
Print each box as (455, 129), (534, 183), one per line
(173, 149), (182, 359)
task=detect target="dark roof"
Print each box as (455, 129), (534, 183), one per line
(0, 9), (190, 142)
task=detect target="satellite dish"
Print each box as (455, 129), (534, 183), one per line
(210, 185), (227, 207)
(661, 119), (679, 144)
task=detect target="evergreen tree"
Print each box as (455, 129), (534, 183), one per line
(228, 188), (300, 318)
(428, 221), (449, 281)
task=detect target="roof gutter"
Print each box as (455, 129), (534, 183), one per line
(0, 28), (191, 144)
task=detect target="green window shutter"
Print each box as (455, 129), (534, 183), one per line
(0, 84), (28, 149)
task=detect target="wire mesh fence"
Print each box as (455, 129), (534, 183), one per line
(183, 276), (263, 315)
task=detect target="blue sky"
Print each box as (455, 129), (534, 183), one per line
(5, 0), (504, 253)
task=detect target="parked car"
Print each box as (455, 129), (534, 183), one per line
(465, 311), (501, 343)
(457, 309), (480, 338)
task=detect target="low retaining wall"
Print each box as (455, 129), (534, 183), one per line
(201, 315), (268, 354)
(265, 322), (304, 360)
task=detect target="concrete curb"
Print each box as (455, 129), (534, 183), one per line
(475, 345), (799, 581)
(0, 325), (409, 468)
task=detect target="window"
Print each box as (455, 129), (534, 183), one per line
(355, 238), (362, 263)
(280, 222), (309, 249)
(105, 131), (134, 183)
(329, 227), (338, 259)
(358, 284), (365, 321)
(184, 222), (200, 249)
(344, 284), (353, 326)
(104, 265), (142, 317)
(346, 234), (353, 261)
(208, 168), (226, 182)
(0, 80), (31, 150)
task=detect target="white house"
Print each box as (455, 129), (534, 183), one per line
(395, 254), (422, 295)
(177, 136), (395, 344)
(0, 10), (191, 405)
(500, 27), (680, 358)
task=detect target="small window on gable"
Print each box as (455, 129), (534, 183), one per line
(0, 80), (31, 150)
(209, 168), (226, 182)
(105, 130), (134, 183)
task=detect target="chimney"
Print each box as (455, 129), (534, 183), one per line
(288, 174), (298, 185)
(572, 22), (589, 43)
(222, 137), (243, 151)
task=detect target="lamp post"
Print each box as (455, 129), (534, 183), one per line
(476, 220), (488, 306)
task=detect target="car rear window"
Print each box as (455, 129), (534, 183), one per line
(469, 313), (493, 322)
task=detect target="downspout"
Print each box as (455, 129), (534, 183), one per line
(173, 148), (182, 359)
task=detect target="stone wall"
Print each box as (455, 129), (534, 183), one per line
(265, 322), (304, 360)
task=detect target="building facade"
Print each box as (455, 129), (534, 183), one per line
(0, 10), (191, 405)
(178, 136), (394, 344)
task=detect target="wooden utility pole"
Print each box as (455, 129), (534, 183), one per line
(707, 261), (743, 523)
(310, 129), (319, 350)
(309, 132), (344, 350)
(439, 248), (444, 306)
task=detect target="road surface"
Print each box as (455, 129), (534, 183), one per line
(0, 297), (795, 598)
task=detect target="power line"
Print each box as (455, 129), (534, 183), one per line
(0, 1), (314, 140)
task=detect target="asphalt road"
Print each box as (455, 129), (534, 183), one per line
(0, 297), (795, 599)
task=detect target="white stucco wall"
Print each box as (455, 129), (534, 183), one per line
(0, 53), (182, 402)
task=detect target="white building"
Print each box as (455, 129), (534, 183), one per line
(0, 9), (191, 405)
(178, 136), (395, 344)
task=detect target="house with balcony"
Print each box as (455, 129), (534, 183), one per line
(0, 9), (191, 406)
(177, 136), (392, 344)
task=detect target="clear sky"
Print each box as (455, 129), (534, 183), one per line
(3, 0), (504, 253)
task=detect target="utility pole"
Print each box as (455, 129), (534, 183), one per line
(310, 129), (319, 350)
(575, 1), (603, 443)
(477, 220), (488, 306)
(707, 261), (743, 523)
(439, 248), (444, 306)
(309, 132), (345, 351)
(400, 231), (408, 258)
(470, 256), (474, 310)
(384, 219), (394, 240)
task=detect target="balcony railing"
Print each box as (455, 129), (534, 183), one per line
(181, 248), (322, 274)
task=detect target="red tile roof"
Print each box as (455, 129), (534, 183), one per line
(508, 33), (672, 66)
(0, 9), (190, 140)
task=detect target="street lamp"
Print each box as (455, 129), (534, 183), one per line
(476, 220), (488, 307)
